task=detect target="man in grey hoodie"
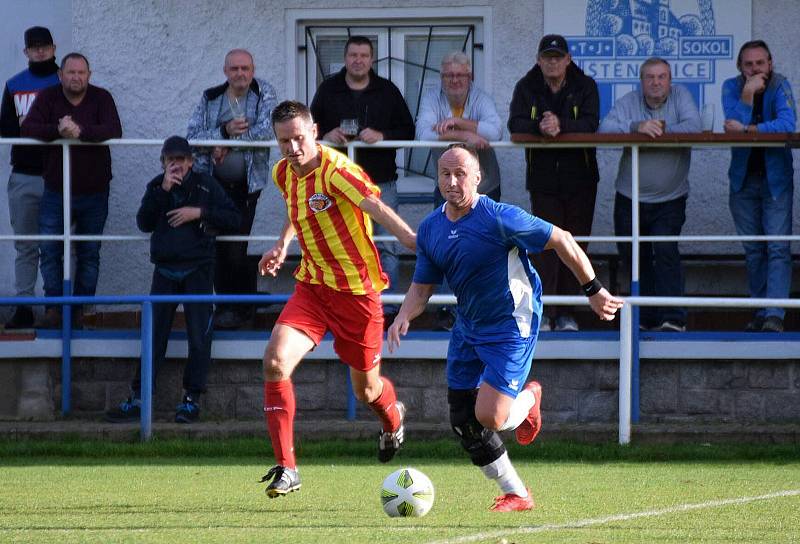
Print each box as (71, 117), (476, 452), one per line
(600, 57), (701, 332)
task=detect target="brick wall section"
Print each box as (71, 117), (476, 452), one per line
(1, 358), (797, 423)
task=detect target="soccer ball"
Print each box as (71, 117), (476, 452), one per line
(380, 467), (435, 517)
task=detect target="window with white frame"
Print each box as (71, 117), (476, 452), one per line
(290, 8), (489, 184)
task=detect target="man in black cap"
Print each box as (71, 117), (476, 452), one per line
(0, 26), (59, 329)
(105, 136), (240, 424)
(508, 34), (600, 333)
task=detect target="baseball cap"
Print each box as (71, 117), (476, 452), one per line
(161, 136), (193, 157)
(24, 26), (54, 48)
(538, 34), (569, 56)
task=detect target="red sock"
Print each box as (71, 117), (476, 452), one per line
(369, 376), (400, 432)
(264, 379), (296, 469)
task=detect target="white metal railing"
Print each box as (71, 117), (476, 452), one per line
(1, 136), (797, 444)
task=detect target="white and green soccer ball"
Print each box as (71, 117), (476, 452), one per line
(380, 467), (435, 517)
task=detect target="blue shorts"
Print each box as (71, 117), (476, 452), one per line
(446, 324), (537, 398)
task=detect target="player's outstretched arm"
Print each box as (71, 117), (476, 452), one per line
(545, 226), (624, 321)
(387, 282), (435, 353)
(259, 220), (295, 277)
(359, 195), (417, 251)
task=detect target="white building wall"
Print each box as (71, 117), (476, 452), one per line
(0, 0), (798, 304)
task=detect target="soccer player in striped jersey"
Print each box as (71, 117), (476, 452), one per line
(258, 101), (416, 498)
(388, 145), (623, 511)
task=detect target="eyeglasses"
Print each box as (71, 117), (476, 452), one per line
(441, 73), (470, 80)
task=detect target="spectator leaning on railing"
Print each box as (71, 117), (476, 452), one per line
(0, 26), (60, 330)
(20, 52), (122, 330)
(599, 57), (701, 333)
(187, 49), (278, 331)
(415, 50), (504, 331)
(508, 34), (600, 333)
(415, 51), (503, 204)
(722, 40), (796, 333)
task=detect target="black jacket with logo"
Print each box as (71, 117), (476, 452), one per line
(508, 62), (599, 194)
(310, 68), (414, 183)
(137, 170), (240, 269)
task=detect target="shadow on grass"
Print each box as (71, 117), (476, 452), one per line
(1, 437), (799, 466)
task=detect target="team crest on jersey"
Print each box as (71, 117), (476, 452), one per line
(308, 193), (333, 213)
(447, 228), (459, 240)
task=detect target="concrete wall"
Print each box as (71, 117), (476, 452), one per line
(2, 357), (798, 425)
(0, 0), (799, 311)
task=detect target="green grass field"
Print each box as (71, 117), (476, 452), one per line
(1, 439), (798, 543)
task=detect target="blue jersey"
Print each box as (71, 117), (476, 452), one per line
(414, 196), (553, 342)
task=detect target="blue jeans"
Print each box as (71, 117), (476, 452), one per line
(39, 189), (109, 310)
(729, 174), (793, 320)
(615, 193), (687, 327)
(373, 181), (399, 299)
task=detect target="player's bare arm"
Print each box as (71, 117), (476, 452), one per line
(259, 220), (296, 277)
(545, 226), (624, 321)
(387, 282), (435, 352)
(359, 194), (417, 251)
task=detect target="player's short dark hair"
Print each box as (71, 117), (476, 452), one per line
(271, 100), (314, 126)
(60, 52), (90, 71)
(736, 40), (772, 69)
(445, 142), (480, 164)
(345, 36), (374, 56)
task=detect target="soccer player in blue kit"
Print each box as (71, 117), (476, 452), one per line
(388, 145), (623, 511)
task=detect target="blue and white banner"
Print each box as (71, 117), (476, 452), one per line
(545, 0), (752, 131)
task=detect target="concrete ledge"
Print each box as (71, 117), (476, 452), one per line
(1, 420), (797, 445)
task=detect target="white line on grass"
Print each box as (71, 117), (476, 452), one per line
(426, 489), (800, 544)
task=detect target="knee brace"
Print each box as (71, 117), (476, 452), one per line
(448, 388), (506, 467)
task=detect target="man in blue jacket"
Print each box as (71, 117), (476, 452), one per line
(105, 136), (240, 423)
(722, 40), (796, 333)
(0, 27), (59, 329)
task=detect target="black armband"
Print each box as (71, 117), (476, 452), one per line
(581, 277), (603, 297)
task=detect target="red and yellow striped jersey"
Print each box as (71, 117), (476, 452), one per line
(272, 145), (388, 294)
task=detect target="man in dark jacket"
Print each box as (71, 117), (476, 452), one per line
(0, 26), (60, 329)
(21, 52), (122, 329)
(310, 36), (415, 313)
(105, 136), (240, 424)
(508, 34), (600, 332)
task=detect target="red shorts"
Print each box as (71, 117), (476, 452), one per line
(276, 281), (384, 371)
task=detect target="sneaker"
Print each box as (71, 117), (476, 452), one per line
(539, 315), (551, 332)
(490, 488), (535, 512)
(104, 396), (142, 423)
(554, 314), (579, 332)
(656, 320), (686, 333)
(36, 308), (62, 329)
(761, 316), (784, 333)
(745, 317), (765, 332)
(435, 307), (456, 331)
(378, 401), (406, 463)
(214, 309), (243, 330)
(175, 395), (200, 423)
(260, 465), (302, 498)
(5, 306), (35, 329)
(515, 381), (542, 446)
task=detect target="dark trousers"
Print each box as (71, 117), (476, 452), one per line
(528, 186), (597, 318)
(133, 265), (214, 397)
(614, 193), (687, 327)
(215, 186), (260, 315)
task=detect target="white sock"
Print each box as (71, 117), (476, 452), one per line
(479, 451), (528, 497)
(497, 389), (535, 432)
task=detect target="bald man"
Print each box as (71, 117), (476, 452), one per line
(388, 144), (623, 511)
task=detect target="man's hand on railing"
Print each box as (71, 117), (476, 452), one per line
(589, 288), (625, 322)
(358, 128), (383, 144)
(540, 111), (560, 137)
(58, 115), (81, 139)
(637, 119), (665, 138)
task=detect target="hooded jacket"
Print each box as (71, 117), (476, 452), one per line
(508, 62), (599, 193)
(137, 169), (241, 269)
